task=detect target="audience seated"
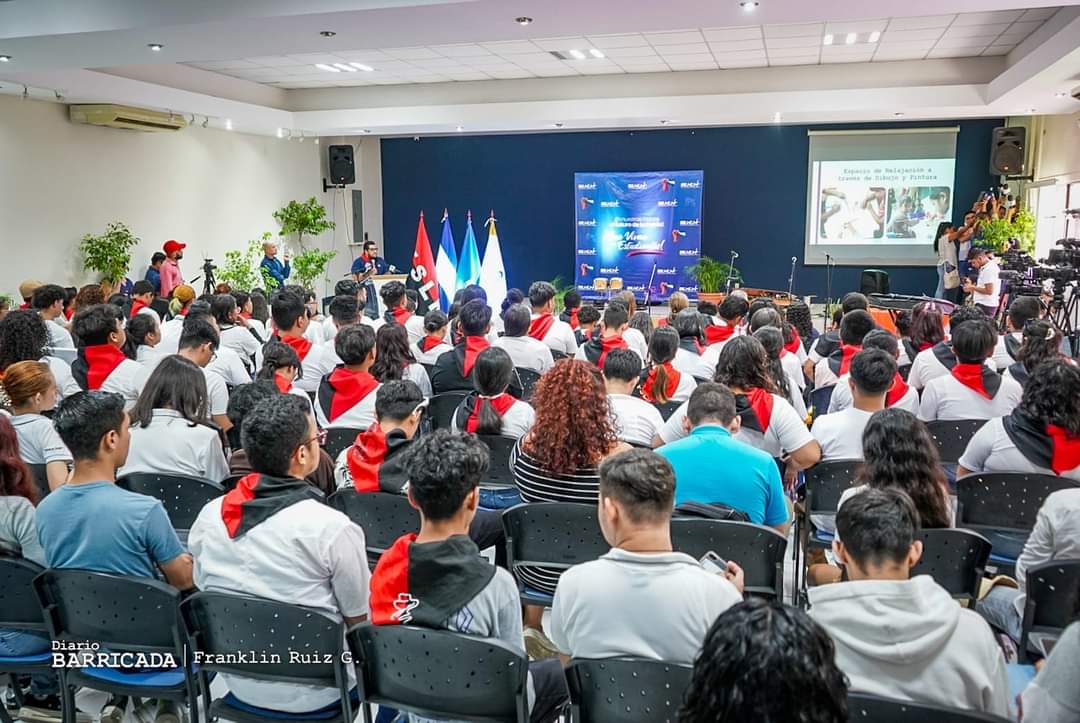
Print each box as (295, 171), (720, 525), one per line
(370, 323), (432, 396)
(0, 310), (80, 403)
(212, 293), (262, 373)
(524, 281), (577, 357)
(432, 299), (499, 395)
(748, 307), (805, 393)
(669, 309), (714, 381)
(176, 315), (232, 431)
(70, 304), (149, 408)
(628, 310), (654, 347)
(786, 300), (816, 353)
(450, 347), (534, 437)
(1003, 319), (1062, 387)
(317, 281), (361, 343)
(906, 305), (985, 390)
(123, 312), (162, 368)
(269, 290), (319, 391)
(256, 340), (311, 407)
(813, 309), (875, 390)
(658, 383), (790, 531)
(640, 327), (697, 404)
(658, 291), (688, 327)
(494, 303), (555, 373)
(826, 329), (919, 414)
(811, 349), (894, 460)
(333, 380), (424, 491)
(379, 280), (424, 344)
(754, 326), (807, 419)
(2, 360), (71, 490)
(576, 301), (638, 366)
(301, 294), (359, 385)
(314, 325), (380, 430)
(703, 295), (748, 350)
(809, 489), (1010, 717)
(680, 599), (848, 723)
(804, 292), (869, 378)
(188, 393), (369, 715)
(412, 309), (452, 364)
(156, 284), (196, 355)
(993, 296), (1041, 370)
(551, 448), (743, 662)
(1018, 615), (1080, 721)
(907, 301), (947, 361)
(573, 304), (600, 346)
(558, 289), (581, 330)
(918, 316), (1023, 422)
(118, 356), (228, 482)
(31, 284), (75, 353)
(602, 349), (664, 447)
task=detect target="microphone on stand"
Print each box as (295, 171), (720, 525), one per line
(644, 262), (658, 308)
(726, 250), (740, 294)
(787, 256), (797, 300)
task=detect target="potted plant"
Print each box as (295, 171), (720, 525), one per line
(979, 209), (1036, 255)
(273, 197), (335, 249)
(218, 232), (271, 291)
(688, 256), (741, 305)
(80, 221), (141, 284)
(551, 275), (575, 313)
(291, 248), (338, 292)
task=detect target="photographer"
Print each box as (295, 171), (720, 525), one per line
(963, 247), (1001, 318)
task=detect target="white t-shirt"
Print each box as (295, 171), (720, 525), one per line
(404, 315), (426, 346)
(219, 325), (263, 372)
(811, 407), (873, 461)
(918, 374), (1023, 422)
(973, 259), (1001, 307)
(658, 392), (814, 459)
(188, 497), (370, 713)
(298, 342), (342, 393)
(404, 363), (433, 397)
(493, 336), (555, 373)
(303, 318), (324, 345)
(412, 339), (452, 365)
(623, 327), (649, 361)
(314, 380), (379, 430)
(781, 351), (806, 391)
(608, 393), (664, 447)
(202, 368), (230, 417)
(320, 317), (340, 345)
(673, 348), (716, 382)
(958, 417), (1080, 481)
(449, 398), (536, 439)
(157, 316), (185, 356)
(10, 413), (71, 465)
(827, 374), (920, 415)
(206, 347), (251, 388)
(907, 346), (994, 391)
(990, 332), (1021, 371)
(529, 313), (577, 356)
(118, 409), (229, 482)
(44, 355), (80, 401)
(99, 358), (150, 409)
(45, 319), (74, 355)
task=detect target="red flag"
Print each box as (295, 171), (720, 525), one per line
(407, 211), (439, 315)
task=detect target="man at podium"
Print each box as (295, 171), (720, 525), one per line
(351, 239), (387, 320)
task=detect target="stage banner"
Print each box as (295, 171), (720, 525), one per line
(574, 170), (703, 302)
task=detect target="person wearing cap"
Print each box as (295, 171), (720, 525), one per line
(144, 252), (167, 296)
(259, 241), (291, 291)
(963, 247), (1001, 319)
(160, 240), (186, 299)
(18, 280), (44, 309)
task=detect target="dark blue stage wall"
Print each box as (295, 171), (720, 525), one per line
(380, 118), (1003, 301)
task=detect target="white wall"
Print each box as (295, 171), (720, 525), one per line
(319, 134), (384, 285)
(1035, 111), (1080, 182)
(0, 94), (332, 297)
(1030, 111), (1080, 254)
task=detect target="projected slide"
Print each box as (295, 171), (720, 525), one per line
(810, 158), (954, 245)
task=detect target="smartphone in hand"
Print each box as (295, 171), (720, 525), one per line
(700, 551), (728, 574)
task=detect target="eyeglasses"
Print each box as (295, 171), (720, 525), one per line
(298, 429), (328, 449)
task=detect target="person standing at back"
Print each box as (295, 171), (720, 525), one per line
(159, 240), (186, 300)
(259, 240), (291, 290)
(964, 247), (1001, 318)
(144, 252), (166, 296)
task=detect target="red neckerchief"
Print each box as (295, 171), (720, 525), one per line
(704, 324), (734, 346)
(784, 330), (802, 355)
(641, 363), (681, 403)
(465, 393), (516, 432)
(456, 335), (490, 376)
(950, 362), (1002, 400)
(528, 314), (556, 341)
(273, 373), (293, 394)
(220, 472), (319, 539)
(130, 299), (148, 318)
(74, 344), (127, 391)
(584, 334), (628, 366)
(64, 308), (73, 320)
(279, 333), (312, 361)
(346, 423), (386, 493)
(569, 308), (579, 330)
(735, 387), (774, 433)
(420, 335), (445, 353)
(322, 367), (379, 422)
(918, 341), (934, 352)
(361, 253), (372, 265)
(387, 306), (413, 325)
(827, 344), (862, 377)
(657, 318), (669, 328)
(1046, 425), (1080, 475)
(239, 311), (252, 320)
(885, 372), (910, 407)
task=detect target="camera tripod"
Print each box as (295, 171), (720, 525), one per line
(1046, 279), (1080, 357)
(202, 259), (217, 297)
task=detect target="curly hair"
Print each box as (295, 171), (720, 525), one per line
(1015, 320), (1062, 373)
(860, 408), (951, 528)
(715, 336), (774, 393)
(371, 324), (416, 382)
(73, 284), (106, 313)
(1018, 358), (1080, 435)
(0, 415), (37, 505)
(910, 301), (946, 350)
(785, 302), (814, 351)
(0, 310), (49, 371)
(680, 599), (848, 723)
(523, 358), (617, 474)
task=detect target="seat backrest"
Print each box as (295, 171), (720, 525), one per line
(809, 385), (834, 415)
(429, 392), (470, 430)
(803, 459), (864, 514)
(566, 657), (692, 723)
(348, 624), (529, 722)
(670, 518), (787, 598)
(27, 463), (51, 500)
(182, 591), (348, 687)
(956, 473), (1079, 532)
(0, 556), (47, 631)
(323, 427), (362, 460)
(116, 472), (224, 530)
(654, 401), (683, 421)
(846, 693), (1013, 722)
(1021, 559), (1080, 652)
(477, 434), (518, 487)
(221, 473), (246, 492)
(515, 368), (542, 402)
(327, 489), (420, 560)
(502, 503), (609, 572)
(33, 569), (185, 655)
(910, 528), (991, 603)
(926, 419), (985, 465)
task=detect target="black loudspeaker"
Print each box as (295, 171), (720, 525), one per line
(860, 269), (890, 296)
(990, 127), (1025, 176)
(328, 144), (355, 185)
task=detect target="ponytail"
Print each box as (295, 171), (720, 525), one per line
(475, 397), (504, 435)
(258, 341), (300, 382)
(651, 364), (672, 404)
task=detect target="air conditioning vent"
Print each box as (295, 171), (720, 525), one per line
(69, 104), (187, 132)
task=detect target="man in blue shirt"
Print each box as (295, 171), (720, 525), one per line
(144, 251), (166, 295)
(259, 240), (291, 290)
(656, 383), (790, 534)
(351, 240), (387, 319)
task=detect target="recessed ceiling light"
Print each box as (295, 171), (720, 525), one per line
(659, 119), (672, 125)
(568, 49), (586, 60)
(320, 31), (337, 37)
(350, 63), (374, 72)
(0, 55), (11, 62)
(823, 34), (833, 45)
(456, 125), (464, 132)
(894, 112), (905, 117)
(225, 118), (233, 131)
(1054, 91), (1067, 98)
(333, 63), (357, 72)
(739, 1), (759, 10)
(147, 43), (164, 51)
(554, 122), (564, 128)
(515, 16), (533, 26)
(1027, 108), (1037, 114)
(589, 48), (605, 59)
(845, 33), (857, 44)
(773, 112), (782, 122)
(868, 31), (880, 43)
(315, 63), (342, 72)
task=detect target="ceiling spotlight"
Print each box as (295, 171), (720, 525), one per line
(189, 113), (196, 125)
(773, 111), (782, 123)
(1054, 91), (1068, 98)
(845, 33), (857, 44)
(320, 30), (337, 37)
(515, 16), (533, 26)
(276, 128), (285, 138)
(201, 116), (209, 129)
(589, 48), (605, 58)
(349, 62), (374, 72)
(54, 90), (64, 101)
(568, 49), (586, 60)
(333, 63), (357, 72)
(823, 34), (833, 45)
(1027, 108), (1037, 114)
(456, 125), (464, 132)
(554, 122), (564, 128)
(147, 43), (164, 52)
(225, 118), (233, 131)
(739, 1), (759, 10)
(21, 85), (28, 100)
(315, 63), (342, 72)
(894, 112), (905, 117)
(868, 31), (881, 42)
(0, 55), (12, 62)
(315, 137), (320, 145)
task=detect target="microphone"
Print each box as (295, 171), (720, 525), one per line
(791, 256), (797, 263)
(731, 251), (740, 259)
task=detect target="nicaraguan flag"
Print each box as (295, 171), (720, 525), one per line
(479, 211), (508, 307)
(434, 209), (458, 311)
(456, 210), (481, 290)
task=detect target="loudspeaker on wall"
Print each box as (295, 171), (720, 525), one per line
(990, 127), (1025, 176)
(328, 144), (356, 185)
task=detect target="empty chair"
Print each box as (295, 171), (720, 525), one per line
(670, 518), (787, 599)
(910, 529), (991, 605)
(515, 367), (542, 401)
(116, 472), (224, 540)
(348, 624), (529, 723)
(846, 693), (1014, 722)
(1019, 559), (1080, 663)
(0, 555), (57, 723)
(796, 459), (863, 603)
(181, 591), (354, 723)
(566, 657), (692, 723)
(327, 489), (419, 567)
(323, 427), (363, 461)
(927, 419), (984, 466)
(428, 391), (470, 430)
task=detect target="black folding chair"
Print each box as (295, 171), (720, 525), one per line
(796, 459), (863, 605)
(926, 419), (985, 466)
(846, 693), (1014, 722)
(33, 569), (204, 723)
(653, 401), (683, 421)
(0, 556), (57, 723)
(181, 591), (354, 723)
(429, 392), (470, 430)
(323, 427), (362, 461)
(116, 472), (224, 535)
(502, 503), (609, 606)
(515, 368), (542, 402)
(26, 463), (52, 501)
(566, 657), (692, 723)
(1019, 558), (1080, 663)
(910, 528), (992, 605)
(477, 434), (519, 488)
(670, 518), (787, 599)
(348, 624), (529, 723)
(327, 489), (419, 568)
(809, 385), (834, 416)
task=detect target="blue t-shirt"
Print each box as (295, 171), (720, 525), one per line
(657, 425), (788, 526)
(36, 482), (185, 578)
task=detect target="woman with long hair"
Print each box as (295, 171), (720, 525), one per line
(371, 324), (431, 396)
(120, 355), (228, 481)
(661, 291), (689, 327)
(628, 311), (654, 347)
(0, 310), (79, 405)
(122, 312), (161, 365)
(641, 326), (696, 404)
(785, 301), (816, 352)
(451, 347), (534, 438)
(1005, 319), (1062, 387)
(249, 289), (271, 325)
(909, 301), (946, 354)
(1, 361), (71, 491)
(212, 293), (263, 373)
(753, 326), (806, 419)
(72, 284), (106, 315)
(934, 221), (960, 301)
(256, 340), (315, 408)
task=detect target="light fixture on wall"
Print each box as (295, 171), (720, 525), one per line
(21, 85), (28, 100)
(823, 34), (833, 45)
(276, 127), (285, 138)
(456, 125), (464, 132)
(147, 43), (164, 52)
(894, 112), (905, 117)
(845, 33), (857, 44)
(54, 90), (64, 101)
(0, 55), (12, 63)
(1055, 91), (1068, 98)
(201, 116), (209, 128)
(320, 30), (337, 37)
(739, 1), (759, 11)
(773, 111), (782, 123)
(225, 118), (233, 130)
(515, 16), (533, 26)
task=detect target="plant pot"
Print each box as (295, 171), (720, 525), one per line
(698, 292), (725, 306)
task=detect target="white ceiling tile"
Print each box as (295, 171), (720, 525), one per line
(532, 36), (590, 51)
(767, 46), (822, 58)
(667, 61), (718, 70)
(286, 53), (347, 64)
(708, 38), (764, 52)
(455, 56), (510, 68)
(981, 44), (1015, 55)
(875, 42), (935, 55)
(369, 60), (418, 71)
(369, 76), (406, 85)
(763, 22), (823, 38)
(823, 54), (874, 64)
(701, 26), (762, 42)
(712, 49), (768, 61)
(885, 15), (955, 31)
(485, 68), (536, 78)
(479, 40), (542, 55)
(954, 10), (1024, 25)
(429, 43), (491, 57)
(717, 58), (768, 68)
(587, 34), (649, 49)
(614, 55), (668, 65)
(948, 23), (1010, 38)
(334, 49), (394, 62)
(659, 52), (714, 64)
(532, 66), (581, 76)
(769, 55), (819, 66)
(411, 58), (464, 69)
(383, 46), (443, 60)
(766, 36), (822, 49)
(873, 50), (928, 61)
(499, 51), (556, 63)
(1001, 20), (1047, 37)
(882, 28), (947, 42)
(659, 43), (711, 55)
(1019, 7), (1057, 21)
(822, 45), (877, 56)
(604, 46), (662, 58)
(933, 37), (992, 49)
(926, 47), (980, 58)
(242, 56), (303, 67)
(645, 30), (705, 45)
(195, 59), (262, 70)
(443, 70), (491, 80)
(331, 78), (375, 86)
(825, 19), (888, 34)
(578, 64), (627, 75)
(230, 67), (282, 77)
(409, 76), (451, 83)
(620, 64), (670, 73)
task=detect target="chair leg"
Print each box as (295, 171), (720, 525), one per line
(0, 674), (15, 723)
(58, 671), (77, 723)
(362, 701), (373, 723)
(185, 673), (201, 723)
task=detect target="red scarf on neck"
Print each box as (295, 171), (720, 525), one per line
(568, 308), (579, 330)
(321, 367), (379, 422)
(390, 306), (413, 325)
(950, 362), (1002, 400)
(279, 333), (312, 361)
(1046, 425), (1080, 475)
(273, 373), (293, 394)
(528, 314), (555, 341)
(704, 324), (734, 346)
(885, 372), (910, 408)
(130, 299), (148, 318)
(736, 388), (775, 433)
(784, 330), (802, 355)
(75, 344), (127, 391)
(584, 334), (627, 367)
(458, 336), (490, 376)
(239, 311), (252, 321)
(420, 335), (445, 353)
(465, 393), (516, 433)
(641, 363), (681, 403)
(827, 344), (862, 377)
(346, 423), (386, 493)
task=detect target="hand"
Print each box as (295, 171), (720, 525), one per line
(782, 462), (799, 494)
(724, 561), (745, 594)
(283, 252), (290, 262)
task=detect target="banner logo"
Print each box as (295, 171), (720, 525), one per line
(627, 182), (648, 190)
(577, 182), (597, 190)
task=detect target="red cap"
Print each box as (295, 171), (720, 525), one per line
(163, 239), (186, 254)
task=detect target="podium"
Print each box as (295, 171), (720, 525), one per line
(366, 274), (408, 318)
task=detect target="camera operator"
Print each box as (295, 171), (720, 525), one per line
(964, 247), (1001, 319)
(260, 241), (291, 289)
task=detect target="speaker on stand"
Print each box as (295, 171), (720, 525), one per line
(860, 269), (890, 296)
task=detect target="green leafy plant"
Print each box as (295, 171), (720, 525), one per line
(291, 248), (338, 290)
(550, 275), (575, 313)
(80, 221), (141, 284)
(218, 232), (271, 291)
(687, 256), (742, 294)
(273, 197), (335, 248)
(980, 208), (1036, 254)
(0, 294), (13, 310)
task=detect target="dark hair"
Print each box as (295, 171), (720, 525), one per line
(947, 304), (985, 332)
(598, 449), (674, 523)
(1008, 296), (1042, 330)
(363, 240), (377, 252)
(405, 430), (490, 520)
(836, 487), (921, 567)
(753, 327), (792, 401)
(0, 310), (49, 369)
(130, 355), (209, 428)
(687, 382), (737, 427)
(578, 305), (600, 327)
(242, 394), (313, 477)
(647, 327), (680, 403)
(375, 380), (425, 422)
(841, 292), (869, 313)
(718, 296), (749, 322)
(403, 289), (419, 312)
(500, 288), (525, 316)
(839, 310), (874, 346)
(250, 290), (270, 324)
(697, 300), (718, 317)
(524, 359), (616, 473)
(371, 324), (415, 381)
(257, 341), (301, 381)
(132, 280), (155, 297)
(283, 284), (316, 305)
(502, 304), (531, 338)
(54, 391), (127, 461)
(528, 281), (557, 308)
(910, 302), (946, 350)
(187, 299), (211, 320)
(716, 336), (773, 392)
(894, 310), (913, 338)
(336, 324), (377, 367)
(603, 302), (629, 330)
(31, 284), (66, 310)
(423, 309), (448, 333)
(226, 380), (279, 429)
(680, 599), (848, 723)
(459, 284), (487, 305)
(563, 289), (582, 310)
(209, 294), (238, 328)
(328, 294), (359, 327)
(933, 221), (954, 253)
(849, 348), (896, 396)
(860, 408), (951, 528)
(951, 317), (996, 363)
(1016, 319), (1061, 372)
(601, 348), (642, 383)
(0, 415), (36, 505)
(334, 279), (361, 298)
(72, 304), (123, 347)
(861, 328), (898, 358)
(270, 290), (306, 331)
(628, 311), (654, 346)
(379, 280), (406, 309)
(471, 347), (515, 434)
(179, 315), (220, 353)
(1018, 358), (1080, 435)
(673, 308), (704, 342)
(151, 251), (167, 265)
(458, 299), (492, 337)
(231, 290), (252, 311)
(749, 307), (782, 333)
(74, 284), (106, 313)
(614, 290), (637, 315)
